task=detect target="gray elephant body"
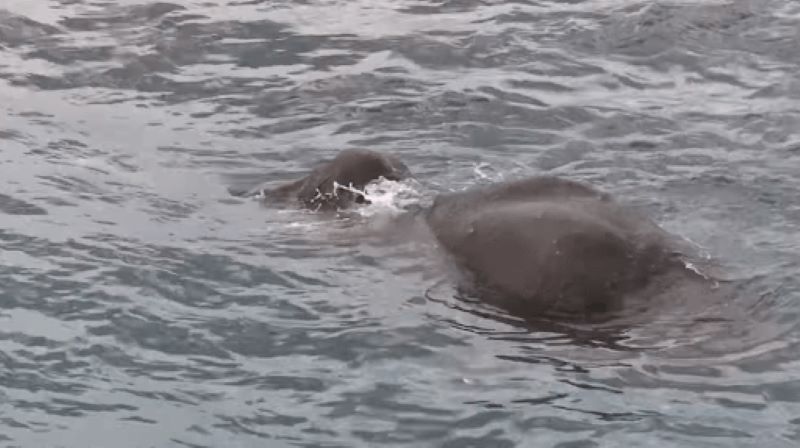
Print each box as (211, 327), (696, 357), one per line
(240, 149), (714, 322)
(234, 149), (411, 211)
(425, 177), (703, 320)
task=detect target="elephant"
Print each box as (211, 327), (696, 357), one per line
(423, 175), (713, 321)
(230, 148), (411, 211)
(235, 148), (716, 322)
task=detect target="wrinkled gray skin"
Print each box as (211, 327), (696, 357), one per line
(240, 149), (713, 322)
(233, 149), (411, 211)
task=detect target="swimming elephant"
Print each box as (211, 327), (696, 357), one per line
(237, 149), (713, 321)
(424, 176), (711, 321)
(231, 148), (411, 211)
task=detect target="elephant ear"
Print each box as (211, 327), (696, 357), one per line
(293, 169), (365, 210)
(294, 167), (333, 208)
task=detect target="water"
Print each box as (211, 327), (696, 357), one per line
(2, 0), (799, 446)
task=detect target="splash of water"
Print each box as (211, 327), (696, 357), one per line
(472, 162), (496, 180)
(334, 177), (424, 217)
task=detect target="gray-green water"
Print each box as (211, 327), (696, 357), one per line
(2, 1), (799, 446)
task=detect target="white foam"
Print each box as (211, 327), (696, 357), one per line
(334, 177), (423, 217)
(472, 162), (495, 180)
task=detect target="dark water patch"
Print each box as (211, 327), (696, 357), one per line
(0, 10), (61, 46)
(26, 45), (117, 65)
(0, 193), (48, 215)
(0, 128), (24, 140)
(569, 2), (758, 57)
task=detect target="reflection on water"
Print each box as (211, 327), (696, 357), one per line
(1, 0), (800, 447)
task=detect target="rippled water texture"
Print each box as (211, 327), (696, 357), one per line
(2, 0), (800, 446)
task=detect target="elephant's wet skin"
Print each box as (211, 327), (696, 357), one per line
(425, 176), (713, 322)
(232, 149), (411, 211)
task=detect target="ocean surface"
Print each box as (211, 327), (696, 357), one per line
(2, 1), (800, 447)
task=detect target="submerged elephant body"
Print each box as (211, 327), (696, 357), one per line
(239, 149), (714, 322)
(424, 177), (701, 320)
(234, 149), (411, 211)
